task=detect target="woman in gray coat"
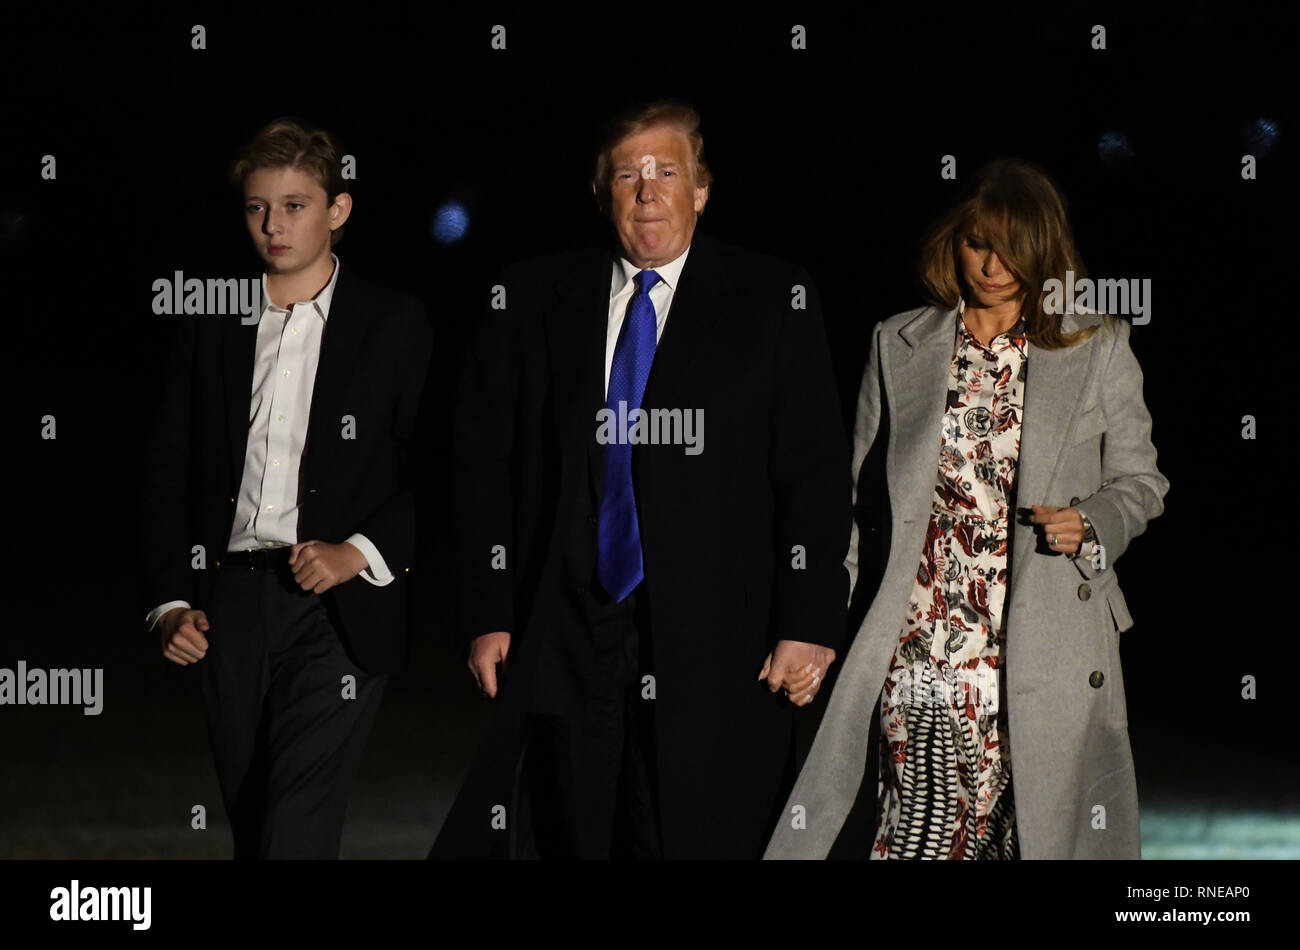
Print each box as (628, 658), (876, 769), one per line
(766, 159), (1168, 859)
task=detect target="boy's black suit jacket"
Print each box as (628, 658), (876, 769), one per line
(140, 259), (433, 674)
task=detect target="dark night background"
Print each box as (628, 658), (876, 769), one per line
(0, 3), (1293, 859)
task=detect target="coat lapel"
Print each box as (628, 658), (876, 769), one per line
(222, 287), (259, 492)
(639, 234), (724, 412)
(1008, 313), (1094, 596)
(883, 305), (956, 525)
(302, 260), (372, 490)
(546, 248), (613, 502)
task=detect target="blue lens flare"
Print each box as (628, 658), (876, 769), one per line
(1097, 131), (1135, 167)
(431, 201), (470, 244)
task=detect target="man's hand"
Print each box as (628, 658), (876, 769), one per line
(288, 540), (367, 594)
(469, 632), (511, 698)
(159, 607), (209, 666)
(758, 639), (837, 706)
(1030, 505), (1084, 556)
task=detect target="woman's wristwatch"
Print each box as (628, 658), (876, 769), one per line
(1068, 498), (1098, 558)
(1075, 511), (1098, 558)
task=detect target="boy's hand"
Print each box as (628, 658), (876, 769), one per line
(288, 540), (367, 594)
(159, 607), (209, 665)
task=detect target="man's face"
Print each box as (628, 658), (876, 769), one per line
(600, 123), (709, 269)
(243, 165), (349, 273)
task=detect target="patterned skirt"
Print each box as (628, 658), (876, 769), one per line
(869, 507), (1020, 860)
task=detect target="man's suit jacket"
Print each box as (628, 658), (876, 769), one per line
(435, 232), (851, 859)
(764, 305), (1169, 859)
(140, 260), (433, 674)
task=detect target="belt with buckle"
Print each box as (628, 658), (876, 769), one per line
(216, 547), (293, 571)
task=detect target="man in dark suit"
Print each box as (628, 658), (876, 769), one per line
(433, 102), (850, 859)
(140, 118), (432, 858)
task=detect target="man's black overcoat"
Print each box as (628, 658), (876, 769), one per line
(433, 233), (850, 859)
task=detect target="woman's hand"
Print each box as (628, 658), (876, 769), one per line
(759, 640), (837, 706)
(1030, 504), (1084, 555)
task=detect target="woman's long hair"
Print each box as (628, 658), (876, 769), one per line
(919, 158), (1105, 350)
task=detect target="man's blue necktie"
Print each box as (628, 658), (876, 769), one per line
(597, 269), (661, 603)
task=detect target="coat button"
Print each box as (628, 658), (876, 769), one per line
(587, 514), (597, 526)
(1089, 670), (1105, 688)
(1069, 496), (1080, 507)
(575, 585), (586, 597)
(1077, 583), (1091, 601)
(228, 497), (235, 505)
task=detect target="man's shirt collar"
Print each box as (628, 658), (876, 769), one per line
(611, 243), (692, 297)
